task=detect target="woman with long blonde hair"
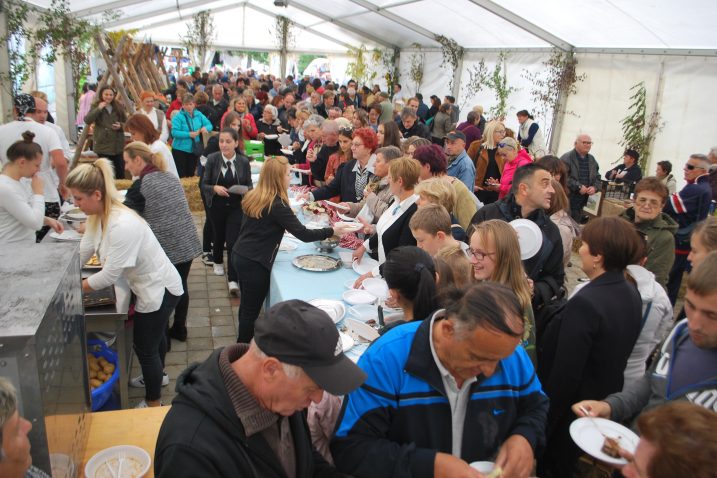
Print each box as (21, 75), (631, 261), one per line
(232, 156), (355, 342)
(468, 219), (536, 364)
(67, 158), (183, 407)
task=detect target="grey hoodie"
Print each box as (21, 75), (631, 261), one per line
(605, 319), (717, 427)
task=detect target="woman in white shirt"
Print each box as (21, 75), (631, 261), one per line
(66, 158), (183, 408)
(0, 131), (63, 244)
(138, 91), (169, 143)
(125, 114), (179, 178)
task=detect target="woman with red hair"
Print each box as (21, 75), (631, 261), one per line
(138, 91), (169, 143)
(125, 114), (178, 177)
(308, 127), (378, 203)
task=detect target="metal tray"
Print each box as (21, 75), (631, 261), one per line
(292, 254), (341, 272)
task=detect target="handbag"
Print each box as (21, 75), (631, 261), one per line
(183, 114), (204, 157)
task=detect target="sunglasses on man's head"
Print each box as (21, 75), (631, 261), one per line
(497, 142), (515, 149)
(339, 127), (354, 135)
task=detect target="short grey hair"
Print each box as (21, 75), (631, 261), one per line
(250, 341), (302, 380)
(0, 378), (17, 430)
(212, 84), (224, 92)
(303, 114), (325, 132)
(400, 108), (417, 120)
(263, 104), (278, 120)
(322, 119), (339, 133)
(710, 147), (717, 159)
(376, 146), (402, 162)
(690, 153), (710, 170)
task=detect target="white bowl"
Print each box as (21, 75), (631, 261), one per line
(343, 288), (377, 306)
(469, 461), (496, 474)
(308, 299), (346, 324)
(362, 278), (389, 299)
(344, 279), (358, 289)
(84, 445), (151, 478)
(348, 304), (378, 322)
(338, 251), (353, 268)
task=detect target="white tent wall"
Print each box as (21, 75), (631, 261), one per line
(558, 53), (717, 190)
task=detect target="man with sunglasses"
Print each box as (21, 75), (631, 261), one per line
(560, 134), (601, 222)
(663, 154), (712, 304)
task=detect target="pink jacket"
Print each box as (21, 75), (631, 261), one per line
(499, 149), (533, 198)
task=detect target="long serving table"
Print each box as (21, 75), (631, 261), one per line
(267, 239), (370, 362)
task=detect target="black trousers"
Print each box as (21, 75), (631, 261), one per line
(102, 153), (125, 180)
(172, 260), (193, 328)
(569, 193), (588, 221)
(208, 199), (243, 282)
(172, 149), (198, 177)
(133, 290), (180, 401)
(234, 255), (271, 343)
(667, 252), (690, 305)
(199, 180), (213, 254)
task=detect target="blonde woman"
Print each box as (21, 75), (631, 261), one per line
(67, 159), (183, 408)
(220, 96), (258, 140)
(474, 120), (507, 204)
(415, 176), (465, 241)
(468, 219), (536, 365)
(435, 243), (473, 288)
(232, 156), (354, 342)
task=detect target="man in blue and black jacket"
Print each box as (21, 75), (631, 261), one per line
(331, 283), (549, 478)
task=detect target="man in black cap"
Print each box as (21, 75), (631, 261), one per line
(607, 149), (643, 184)
(155, 300), (366, 478)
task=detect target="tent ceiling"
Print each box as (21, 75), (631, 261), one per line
(21, 0), (717, 54)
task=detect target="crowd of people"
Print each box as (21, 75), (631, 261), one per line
(0, 65), (716, 478)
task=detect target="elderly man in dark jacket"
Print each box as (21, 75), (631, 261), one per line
(155, 300), (365, 478)
(560, 134), (601, 221)
(471, 163), (565, 311)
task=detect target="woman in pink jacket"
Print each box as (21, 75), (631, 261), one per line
(497, 136), (533, 199)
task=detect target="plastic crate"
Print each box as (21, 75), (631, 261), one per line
(87, 339), (119, 412)
(244, 140), (265, 161)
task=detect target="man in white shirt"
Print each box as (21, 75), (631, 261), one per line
(28, 96), (72, 161)
(0, 94), (66, 240)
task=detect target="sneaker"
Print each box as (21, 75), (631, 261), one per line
(213, 263), (225, 276)
(129, 373), (169, 388)
(228, 281), (239, 297)
(135, 399), (162, 409)
(201, 252), (213, 266)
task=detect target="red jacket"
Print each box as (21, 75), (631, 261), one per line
(499, 149), (533, 199)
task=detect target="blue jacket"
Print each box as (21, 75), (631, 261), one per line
(446, 150), (476, 193)
(664, 174), (711, 229)
(171, 109), (213, 154)
(331, 317), (549, 478)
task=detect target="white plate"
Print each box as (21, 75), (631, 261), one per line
(339, 332), (354, 352)
(352, 257), (379, 276)
(510, 218), (543, 260)
(343, 288), (377, 305)
(280, 148), (294, 155)
(335, 221), (363, 233)
(64, 209), (87, 221)
(49, 230), (82, 242)
(84, 444), (151, 478)
(348, 304), (378, 322)
(324, 200), (350, 210)
(344, 279), (358, 289)
(362, 278), (389, 299)
(469, 462), (496, 474)
(308, 299), (346, 324)
(279, 238), (298, 252)
(569, 417), (639, 465)
(264, 134), (279, 140)
(289, 197), (305, 209)
(337, 212), (358, 222)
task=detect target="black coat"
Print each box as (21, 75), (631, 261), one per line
(310, 143), (339, 182)
(233, 198), (333, 270)
(155, 346), (344, 478)
(200, 152), (252, 208)
(367, 202), (418, 264)
(312, 159), (376, 203)
(471, 195), (565, 310)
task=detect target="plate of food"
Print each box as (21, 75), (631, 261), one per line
(324, 200), (350, 211)
(279, 238), (298, 252)
(352, 257), (379, 276)
(280, 148), (294, 156)
(84, 444), (151, 478)
(292, 254), (341, 272)
(49, 229), (82, 242)
(308, 299), (346, 324)
(569, 416), (639, 465)
(264, 134), (279, 140)
(85, 254), (102, 269)
(64, 208), (87, 221)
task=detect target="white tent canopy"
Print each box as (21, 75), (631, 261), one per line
(16, 0), (717, 185)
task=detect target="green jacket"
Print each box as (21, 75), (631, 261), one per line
(620, 208), (678, 288)
(85, 104), (127, 155)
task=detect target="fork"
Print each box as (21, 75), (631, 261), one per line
(579, 405), (610, 438)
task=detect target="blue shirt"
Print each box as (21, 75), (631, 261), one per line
(446, 150), (476, 193)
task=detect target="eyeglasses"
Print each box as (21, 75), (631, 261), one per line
(351, 142), (364, 148)
(685, 163), (705, 171)
(468, 248), (496, 261)
(494, 129), (506, 134)
(635, 197), (662, 209)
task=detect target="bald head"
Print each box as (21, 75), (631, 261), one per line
(574, 134), (593, 156)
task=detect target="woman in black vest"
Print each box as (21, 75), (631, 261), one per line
(200, 128), (252, 296)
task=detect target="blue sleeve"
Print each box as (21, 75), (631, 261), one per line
(331, 341), (437, 478)
(521, 123), (538, 147)
(171, 114), (191, 139)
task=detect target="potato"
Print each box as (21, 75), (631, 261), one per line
(90, 379), (102, 389)
(88, 361), (100, 372)
(98, 357), (108, 366)
(89, 370), (97, 379)
(96, 371), (107, 381)
(102, 364), (115, 374)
